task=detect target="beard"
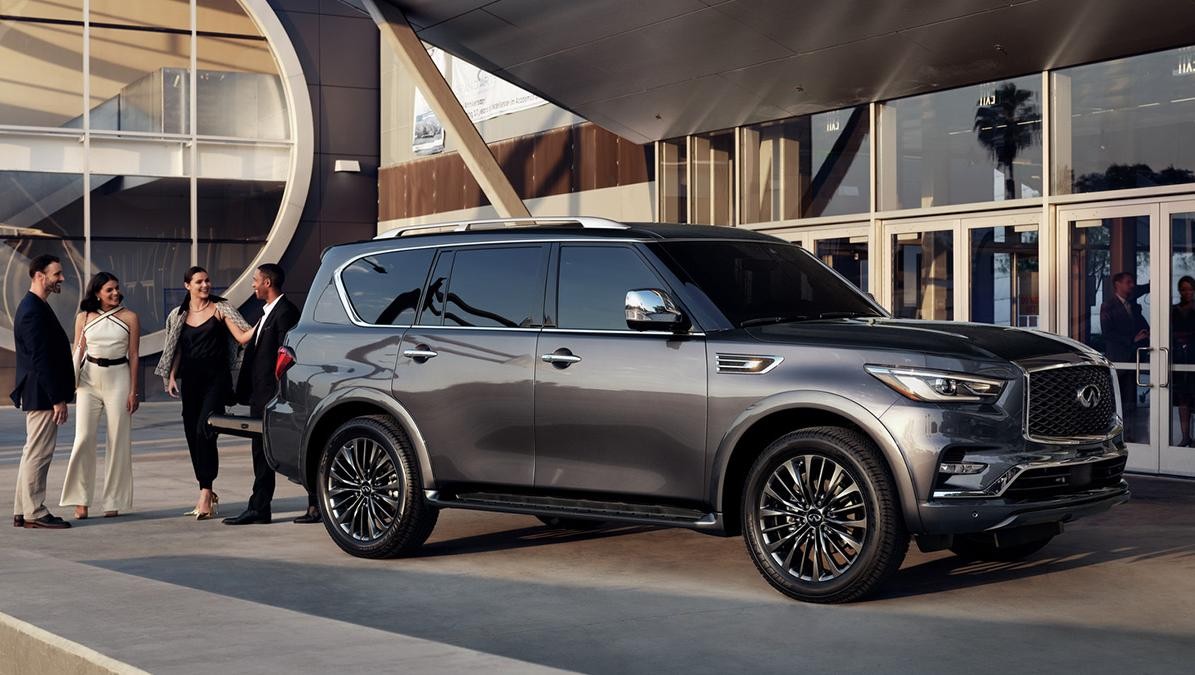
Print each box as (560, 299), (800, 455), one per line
(49, 281), (63, 294)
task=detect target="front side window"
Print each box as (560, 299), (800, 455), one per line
(655, 240), (882, 328)
(444, 246), (546, 328)
(557, 246), (663, 331)
(340, 248), (434, 325)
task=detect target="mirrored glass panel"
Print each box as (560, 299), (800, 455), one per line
(89, 0), (190, 30)
(0, 0), (83, 21)
(659, 138), (687, 223)
(892, 230), (953, 320)
(692, 130), (734, 226)
(197, 178), (284, 284)
(969, 226), (1039, 327)
(196, 35), (288, 139)
(0, 19), (83, 128)
(1054, 46), (1195, 195)
(815, 236), (868, 290)
(1169, 212), (1195, 448)
(90, 174), (191, 240)
(882, 76), (1042, 210)
(92, 239), (190, 335)
(89, 27), (190, 133)
(1066, 215), (1151, 444)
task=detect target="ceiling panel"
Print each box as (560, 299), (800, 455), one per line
(383, 0), (1195, 141)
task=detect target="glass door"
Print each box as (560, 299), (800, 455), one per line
(1160, 201), (1195, 477)
(883, 220), (957, 320)
(1058, 203), (1160, 473)
(771, 224), (872, 292)
(960, 212), (1043, 327)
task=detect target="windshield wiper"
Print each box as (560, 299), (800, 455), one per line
(740, 315), (809, 327)
(816, 311), (877, 319)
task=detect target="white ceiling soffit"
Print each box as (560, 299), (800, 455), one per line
(381, 0), (1195, 143)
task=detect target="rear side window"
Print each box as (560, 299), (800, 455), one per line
(444, 246), (546, 328)
(340, 248), (434, 325)
(557, 245), (663, 330)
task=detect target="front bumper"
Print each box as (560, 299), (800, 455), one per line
(917, 481), (1130, 535)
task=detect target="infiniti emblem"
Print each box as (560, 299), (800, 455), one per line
(1076, 384), (1101, 409)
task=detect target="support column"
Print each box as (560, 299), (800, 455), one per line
(360, 0), (530, 218)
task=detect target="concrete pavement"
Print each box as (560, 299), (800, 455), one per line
(1, 402), (1193, 673)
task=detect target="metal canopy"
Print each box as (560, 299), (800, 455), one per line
(380, 0), (1195, 144)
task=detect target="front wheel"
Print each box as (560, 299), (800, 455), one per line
(318, 415), (438, 558)
(742, 427), (908, 604)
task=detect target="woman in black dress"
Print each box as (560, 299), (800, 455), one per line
(1172, 275), (1195, 446)
(155, 267), (254, 519)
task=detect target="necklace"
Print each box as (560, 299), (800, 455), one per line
(189, 299), (212, 313)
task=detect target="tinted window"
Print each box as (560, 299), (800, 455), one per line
(656, 241), (882, 328)
(312, 279), (348, 324)
(340, 248), (434, 325)
(445, 247), (545, 328)
(558, 246), (662, 330)
(418, 250), (454, 326)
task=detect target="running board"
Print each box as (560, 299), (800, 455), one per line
(207, 414), (262, 439)
(425, 490), (720, 529)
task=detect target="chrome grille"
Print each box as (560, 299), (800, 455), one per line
(1027, 365), (1117, 439)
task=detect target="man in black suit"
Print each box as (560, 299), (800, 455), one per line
(1099, 271), (1150, 442)
(11, 254), (74, 529)
(224, 264), (308, 525)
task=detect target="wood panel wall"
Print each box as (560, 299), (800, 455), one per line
(379, 123), (655, 220)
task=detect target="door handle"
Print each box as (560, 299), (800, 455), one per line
(1159, 347), (1170, 388)
(403, 345), (438, 362)
(1136, 347), (1153, 388)
(541, 348), (581, 368)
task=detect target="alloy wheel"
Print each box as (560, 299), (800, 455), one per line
(326, 437), (407, 542)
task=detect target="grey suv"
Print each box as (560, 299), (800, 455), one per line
(247, 217), (1129, 603)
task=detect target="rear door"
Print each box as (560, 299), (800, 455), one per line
(396, 244), (548, 487)
(533, 243), (707, 500)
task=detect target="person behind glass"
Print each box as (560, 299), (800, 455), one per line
(1100, 272), (1150, 440)
(11, 255), (74, 530)
(154, 266), (254, 520)
(1172, 275), (1195, 446)
(59, 273), (141, 519)
(223, 263), (310, 526)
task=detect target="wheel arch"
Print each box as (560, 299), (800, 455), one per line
(300, 388), (434, 494)
(712, 392), (922, 536)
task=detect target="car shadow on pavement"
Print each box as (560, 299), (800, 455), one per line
(412, 523), (658, 557)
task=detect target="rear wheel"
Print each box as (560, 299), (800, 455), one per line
(949, 535), (1053, 562)
(742, 427), (908, 604)
(318, 415), (438, 558)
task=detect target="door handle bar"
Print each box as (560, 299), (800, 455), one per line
(541, 354), (582, 364)
(403, 349), (438, 359)
(1159, 346), (1170, 388)
(1136, 346), (1152, 388)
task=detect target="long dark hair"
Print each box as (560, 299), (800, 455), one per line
(178, 265), (227, 313)
(79, 272), (122, 313)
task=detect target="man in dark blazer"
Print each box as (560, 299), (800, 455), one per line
(1099, 271), (1150, 442)
(11, 254), (74, 529)
(224, 264), (305, 525)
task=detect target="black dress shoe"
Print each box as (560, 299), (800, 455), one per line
(293, 508), (322, 524)
(222, 509), (272, 525)
(13, 515), (24, 528)
(23, 514), (70, 529)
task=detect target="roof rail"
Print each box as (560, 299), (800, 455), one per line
(375, 216), (629, 239)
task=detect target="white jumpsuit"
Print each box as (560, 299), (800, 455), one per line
(60, 308), (134, 512)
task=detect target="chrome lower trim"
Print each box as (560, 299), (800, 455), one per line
(932, 449), (1126, 499)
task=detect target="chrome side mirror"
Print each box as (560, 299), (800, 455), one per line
(625, 289), (687, 331)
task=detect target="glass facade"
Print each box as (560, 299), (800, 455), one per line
(692, 130), (734, 226)
(1054, 45), (1195, 195)
(970, 226), (1039, 327)
(0, 0), (294, 394)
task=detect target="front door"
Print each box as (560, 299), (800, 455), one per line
(533, 244), (708, 500)
(1159, 201), (1195, 476)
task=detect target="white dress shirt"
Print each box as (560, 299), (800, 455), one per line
(256, 294), (284, 345)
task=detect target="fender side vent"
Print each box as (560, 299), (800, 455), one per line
(716, 353), (783, 374)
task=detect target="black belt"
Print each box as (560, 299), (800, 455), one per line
(86, 355), (128, 367)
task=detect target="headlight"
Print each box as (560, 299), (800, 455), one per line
(865, 365), (1005, 403)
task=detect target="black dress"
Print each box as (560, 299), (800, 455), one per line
(1172, 304), (1195, 408)
(179, 316), (231, 489)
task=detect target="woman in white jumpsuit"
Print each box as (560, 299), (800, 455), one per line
(60, 272), (141, 519)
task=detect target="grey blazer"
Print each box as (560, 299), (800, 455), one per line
(154, 300), (251, 385)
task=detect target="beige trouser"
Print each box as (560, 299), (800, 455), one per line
(13, 409), (58, 519)
(59, 362), (133, 512)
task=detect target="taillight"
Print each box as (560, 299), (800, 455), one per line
(275, 346), (296, 381)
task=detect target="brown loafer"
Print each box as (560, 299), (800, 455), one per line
(12, 515), (24, 528)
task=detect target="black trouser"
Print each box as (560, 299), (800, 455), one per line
(247, 402), (275, 512)
(181, 369), (227, 490)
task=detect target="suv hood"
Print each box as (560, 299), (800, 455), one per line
(745, 318), (1091, 363)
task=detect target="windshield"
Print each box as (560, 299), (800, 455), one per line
(654, 240), (884, 329)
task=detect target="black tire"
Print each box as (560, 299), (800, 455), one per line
(742, 426), (908, 604)
(949, 535), (1053, 562)
(536, 515), (607, 530)
(318, 415), (438, 558)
